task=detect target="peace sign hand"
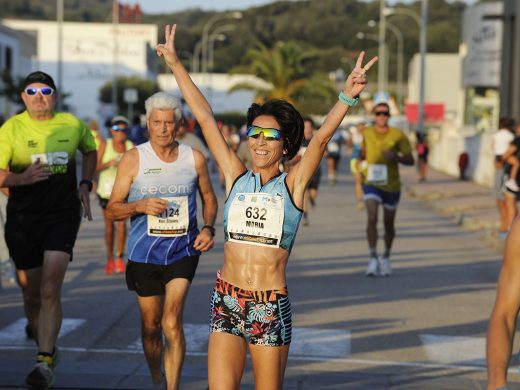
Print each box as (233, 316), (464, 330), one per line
(156, 24), (180, 69)
(343, 51), (378, 99)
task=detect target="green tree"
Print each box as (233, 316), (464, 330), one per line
(0, 69), (23, 105)
(99, 76), (160, 114)
(229, 41), (336, 114)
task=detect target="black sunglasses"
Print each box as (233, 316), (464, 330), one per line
(375, 111), (390, 117)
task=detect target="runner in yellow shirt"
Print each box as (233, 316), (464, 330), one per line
(359, 102), (414, 276)
(0, 71), (96, 387)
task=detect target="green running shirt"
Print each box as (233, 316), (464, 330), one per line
(0, 111), (96, 215)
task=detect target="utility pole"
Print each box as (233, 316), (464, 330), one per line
(111, 0), (119, 111)
(499, 0), (520, 119)
(56, 0), (63, 111)
(378, 0), (387, 95)
(417, 0), (428, 134)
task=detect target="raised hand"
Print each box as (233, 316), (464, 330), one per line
(344, 51), (378, 98)
(156, 24), (180, 69)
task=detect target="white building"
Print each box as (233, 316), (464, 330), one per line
(2, 19), (157, 122)
(157, 73), (269, 114)
(405, 2), (503, 187)
(408, 53), (462, 123)
(0, 24), (36, 118)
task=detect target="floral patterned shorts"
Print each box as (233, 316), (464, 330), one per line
(210, 276), (292, 346)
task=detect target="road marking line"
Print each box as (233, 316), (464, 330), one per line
(0, 318), (86, 346)
(0, 344), (515, 374)
(291, 327), (350, 357)
(127, 325), (351, 358)
(0, 320), (499, 373)
(420, 334), (486, 366)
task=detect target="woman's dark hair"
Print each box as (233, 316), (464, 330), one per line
(246, 99), (304, 161)
(499, 116), (515, 131)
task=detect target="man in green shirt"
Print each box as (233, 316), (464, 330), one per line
(359, 102), (414, 276)
(0, 71), (97, 388)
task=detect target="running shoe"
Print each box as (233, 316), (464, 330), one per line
(115, 258), (126, 274)
(51, 347), (61, 369)
(505, 178), (520, 192)
(26, 361), (54, 388)
(150, 379), (167, 390)
(379, 257), (392, 276)
(150, 373), (166, 390)
(25, 323), (35, 340)
(105, 258), (115, 275)
(365, 257), (379, 276)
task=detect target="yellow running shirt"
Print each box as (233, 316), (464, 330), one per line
(0, 111), (96, 214)
(361, 126), (412, 192)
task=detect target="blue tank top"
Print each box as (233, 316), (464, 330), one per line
(127, 142), (200, 265)
(223, 170), (303, 252)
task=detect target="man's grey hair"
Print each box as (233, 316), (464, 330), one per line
(144, 92), (182, 121)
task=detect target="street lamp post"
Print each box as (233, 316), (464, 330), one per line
(207, 33), (227, 106)
(418, 0), (428, 134)
(192, 39), (203, 73)
(386, 22), (404, 112)
(385, 1), (428, 132)
(356, 32), (389, 85)
(378, 0), (387, 95)
(111, 0), (119, 111)
(368, 20), (404, 111)
(208, 34), (227, 73)
(56, 0), (64, 111)
(207, 25), (235, 72)
(201, 12), (242, 74)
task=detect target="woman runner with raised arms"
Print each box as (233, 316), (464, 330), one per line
(156, 24), (377, 390)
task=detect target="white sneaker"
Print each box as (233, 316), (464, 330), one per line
(505, 178), (519, 192)
(365, 257), (379, 276)
(379, 257), (392, 276)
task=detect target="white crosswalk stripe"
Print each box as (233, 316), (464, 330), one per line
(0, 318), (86, 346)
(420, 334), (486, 366)
(127, 324), (351, 358)
(0, 319), (491, 366)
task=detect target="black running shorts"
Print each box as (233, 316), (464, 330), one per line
(5, 210), (81, 270)
(125, 255), (199, 297)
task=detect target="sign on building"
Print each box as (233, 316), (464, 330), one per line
(462, 2), (503, 88)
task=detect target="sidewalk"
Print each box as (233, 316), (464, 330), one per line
(401, 166), (505, 253)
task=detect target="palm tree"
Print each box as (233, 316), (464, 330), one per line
(229, 41), (336, 112)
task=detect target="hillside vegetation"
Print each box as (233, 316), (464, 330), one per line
(0, 0), (468, 78)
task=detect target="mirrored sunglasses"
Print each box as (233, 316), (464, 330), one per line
(111, 125), (127, 131)
(246, 125), (282, 141)
(24, 87), (54, 96)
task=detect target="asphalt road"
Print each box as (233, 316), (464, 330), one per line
(0, 163), (518, 389)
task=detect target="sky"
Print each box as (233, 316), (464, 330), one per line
(126, 0), (476, 14)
